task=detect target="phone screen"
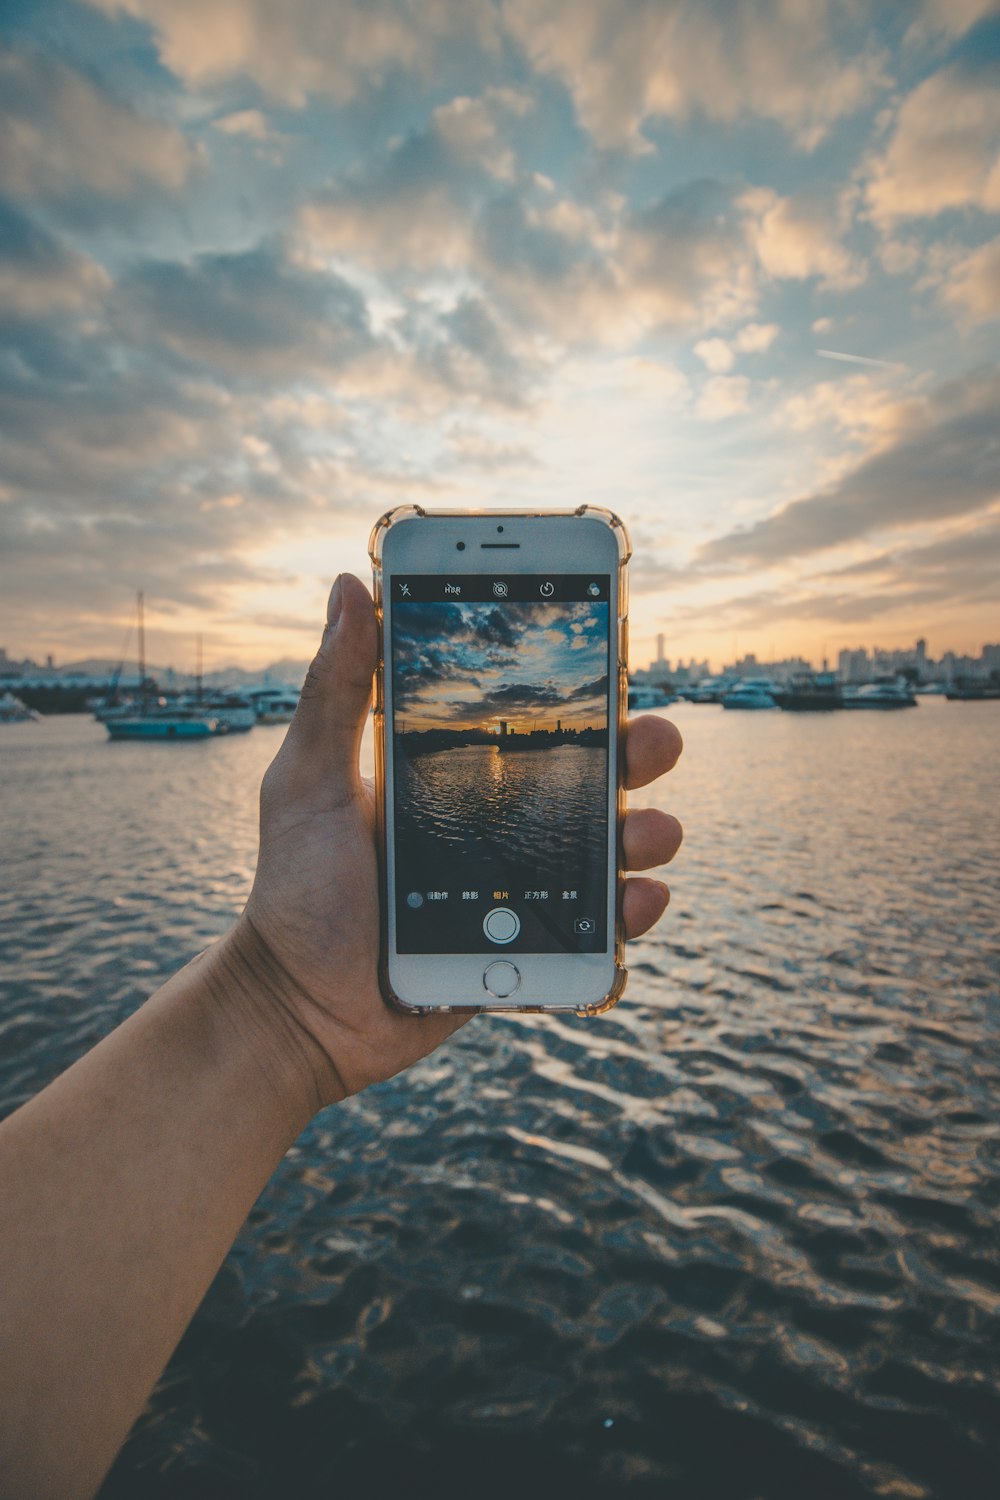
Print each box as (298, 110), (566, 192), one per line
(390, 574), (612, 955)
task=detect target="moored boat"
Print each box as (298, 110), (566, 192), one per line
(106, 711), (219, 740)
(0, 691), (41, 723)
(722, 678), (778, 710)
(842, 679), (917, 709)
(628, 685), (675, 710)
(773, 671), (842, 711)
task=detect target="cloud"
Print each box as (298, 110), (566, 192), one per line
(942, 234), (1000, 324)
(502, 0), (888, 151)
(0, 48), (198, 214)
(863, 62), (1000, 228)
(86, 0), (500, 106)
(695, 512), (1000, 635)
(212, 109), (274, 141)
(694, 322), (779, 370)
(0, 202), (110, 315)
(741, 186), (864, 290)
(116, 240), (375, 381)
(700, 367), (1000, 565)
(618, 179), (758, 331)
(907, 0), (1000, 42)
(695, 374), (751, 421)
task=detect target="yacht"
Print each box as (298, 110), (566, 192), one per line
(773, 672), (842, 711)
(842, 679), (917, 709)
(0, 692), (40, 723)
(106, 706), (220, 740)
(627, 684), (675, 711)
(688, 675), (737, 704)
(721, 678), (778, 710)
(250, 689), (300, 724)
(177, 691), (257, 731)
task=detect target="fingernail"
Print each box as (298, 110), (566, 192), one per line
(328, 574), (344, 630)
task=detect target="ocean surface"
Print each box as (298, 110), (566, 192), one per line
(2, 701), (999, 1499)
(395, 741), (608, 952)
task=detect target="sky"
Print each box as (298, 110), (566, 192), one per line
(1, 0), (998, 674)
(393, 600), (607, 732)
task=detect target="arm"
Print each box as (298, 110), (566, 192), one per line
(0, 574), (683, 1500)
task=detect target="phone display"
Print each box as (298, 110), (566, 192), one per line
(391, 575), (610, 955)
(370, 507), (629, 1014)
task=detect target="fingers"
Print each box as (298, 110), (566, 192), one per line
(623, 807), (683, 871)
(288, 574), (377, 788)
(622, 877), (670, 939)
(625, 715), (683, 791)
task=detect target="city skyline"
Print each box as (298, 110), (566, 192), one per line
(0, 3), (998, 667)
(3, 630), (998, 689)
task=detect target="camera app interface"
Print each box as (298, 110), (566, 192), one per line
(391, 575), (611, 955)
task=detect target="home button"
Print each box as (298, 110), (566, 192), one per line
(483, 960), (521, 999)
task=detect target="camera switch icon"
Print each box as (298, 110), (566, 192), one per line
(574, 917), (595, 934)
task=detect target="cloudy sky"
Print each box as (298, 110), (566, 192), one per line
(393, 600), (607, 731)
(1, 0), (998, 673)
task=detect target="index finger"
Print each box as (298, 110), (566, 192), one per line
(624, 714), (683, 791)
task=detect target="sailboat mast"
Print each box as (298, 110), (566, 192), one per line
(196, 633), (203, 702)
(137, 590), (145, 687)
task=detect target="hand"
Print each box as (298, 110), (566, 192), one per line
(225, 574), (683, 1113)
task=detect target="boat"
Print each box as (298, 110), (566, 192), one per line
(627, 685), (675, 710)
(688, 675), (738, 704)
(0, 691), (40, 723)
(944, 681), (1000, 701)
(104, 594), (221, 741)
(773, 671), (842, 711)
(106, 710), (219, 740)
(842, 679), (917, 709)
(246, 685), (300, 724)
(254, 695), (299, 725)
(177, 690), (257, 731)
(721, 678), (778, 710)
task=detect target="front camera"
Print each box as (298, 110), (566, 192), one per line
(456, 541), (466, 551)
(497, 525), (504, 533)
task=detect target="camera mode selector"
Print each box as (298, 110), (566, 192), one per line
(483, 960), (521, 999)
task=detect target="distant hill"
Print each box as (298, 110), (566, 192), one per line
(44, 658), (311, 688)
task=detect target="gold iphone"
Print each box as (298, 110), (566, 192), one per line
(369, 506), (630, 1014)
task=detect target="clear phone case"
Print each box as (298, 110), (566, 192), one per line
(368, 506), (631, 1017)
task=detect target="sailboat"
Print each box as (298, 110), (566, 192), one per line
(104, 594), (220, 740)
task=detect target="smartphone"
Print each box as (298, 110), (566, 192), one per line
(369, 505), (630, 1015)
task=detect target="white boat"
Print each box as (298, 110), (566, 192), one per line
(0, 691), (40, 723)
(688, 675), (738, 704)
(627, 685), (675, 711)
(246, 685), (300, 724)
(255, 696), (299, 725)
(722, 678), (778, 710)
(177, 691), (256, 732)
(842, 679), (917, 709)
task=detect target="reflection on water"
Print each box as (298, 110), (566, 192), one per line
(2, 704), (999, 1498)
(397, 743), (606, 876)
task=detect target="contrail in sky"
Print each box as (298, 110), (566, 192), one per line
(816, 348), (907, 371)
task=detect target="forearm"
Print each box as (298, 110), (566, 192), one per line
(0, 923), (324, 1500)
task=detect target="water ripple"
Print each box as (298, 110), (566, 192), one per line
(2, 706), (999, 1496)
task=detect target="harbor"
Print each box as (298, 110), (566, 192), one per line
(2, 698), (998, 1497)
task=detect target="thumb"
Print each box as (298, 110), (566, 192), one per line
(287, 574), (378, 789)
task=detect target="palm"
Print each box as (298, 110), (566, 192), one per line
(244, 739), (466, 1101)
